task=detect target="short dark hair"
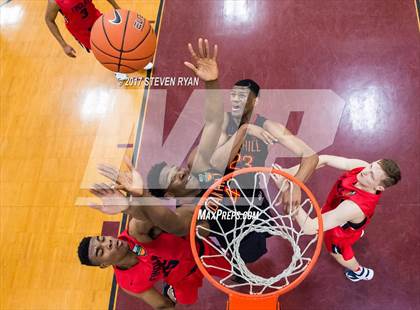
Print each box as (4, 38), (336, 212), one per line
(147, 162), (169, 198)
(78, 236), (97, 266)
(378, 159), (401, 188)
(234, 79), (260, 97)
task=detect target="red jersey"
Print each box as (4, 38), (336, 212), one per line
(322, 167), (381, 260)
(55, 0), (101, 48)
(114, 231), (199, 294)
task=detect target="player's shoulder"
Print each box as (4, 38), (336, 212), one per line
(127, 218), (153, 243)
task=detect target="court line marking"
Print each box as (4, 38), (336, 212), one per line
(107, 1), (166, 309)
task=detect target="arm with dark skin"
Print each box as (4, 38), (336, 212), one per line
(126, 199), (193, 237)
(45, 0), (120, 57)
(44, 0), (77, 57)
(94, 154), (194, 236)
(210, 124), (250, 172)
(88, 183), (193, 237)
(106, 0), (121, 9)
(184, 39), (224, 173)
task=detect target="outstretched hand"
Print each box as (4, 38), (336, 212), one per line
(88, 183), (129, 215)
(271, 164), (302, 214)
(97, 156), (144, 197)
(184, 38), (218, 82)
(247, 124), (278, 145)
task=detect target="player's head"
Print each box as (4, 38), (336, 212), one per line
(231, 79), (260, 119)
(78, 236), (130, 268)
(357, 159), (401, 192)
(147, 162), (200, 198)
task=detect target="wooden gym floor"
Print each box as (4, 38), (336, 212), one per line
(1, 0), (160, 309)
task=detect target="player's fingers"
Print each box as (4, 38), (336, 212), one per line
(97, 169), (116, 182)
(187, 43), (198, 61)
(272, 163), (282, 171)
(184, 61), (198, 73)
(270, 172), (280, 181)
(204, 39), (209, 58)
(114, 184), (126, 191)
(264, 131), (278, 143)
(101, 182), (115, 194)
(97, 164), (118, 180)
(261, 133), (272, 145)
(198, 38), (205, 58)
(263, 131), (276, 144)
(212, 44), (218, 60)
(90, 184), (103, 196)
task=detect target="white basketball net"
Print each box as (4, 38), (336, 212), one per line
(195, 170), (319, 295)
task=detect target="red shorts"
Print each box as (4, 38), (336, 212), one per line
(171, 240), (230, 304)
(323, 228), (362, 261)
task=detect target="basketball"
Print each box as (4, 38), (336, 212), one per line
(90, 9), (156, 73)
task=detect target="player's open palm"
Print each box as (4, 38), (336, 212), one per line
(97, 156), (144, 197)
(282, 185), (302, 215)
(184, 38), (218, 82)
(89, 183), (129, 215)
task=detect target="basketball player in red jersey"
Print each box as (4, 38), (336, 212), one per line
(272, 155), (401, 282)
(78, 208), (229, 309)
(44, 0), (120, 57)
(78, 38), (229, 308)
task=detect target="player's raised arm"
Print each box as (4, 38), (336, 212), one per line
(106, 0), (121, 10)
(317, 155), (369, 171)
(263, 120), (318, 207)
(210, 123), (251, 172)
(184, 38), (224, 173)
(87, 183), (192, 236)
(44, 0), (76, 57)
(264, 120), (318, 181)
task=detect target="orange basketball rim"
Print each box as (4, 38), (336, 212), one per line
(190, 167), (324, 310)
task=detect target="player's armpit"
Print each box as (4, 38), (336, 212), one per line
(121, 287), (175, 310)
